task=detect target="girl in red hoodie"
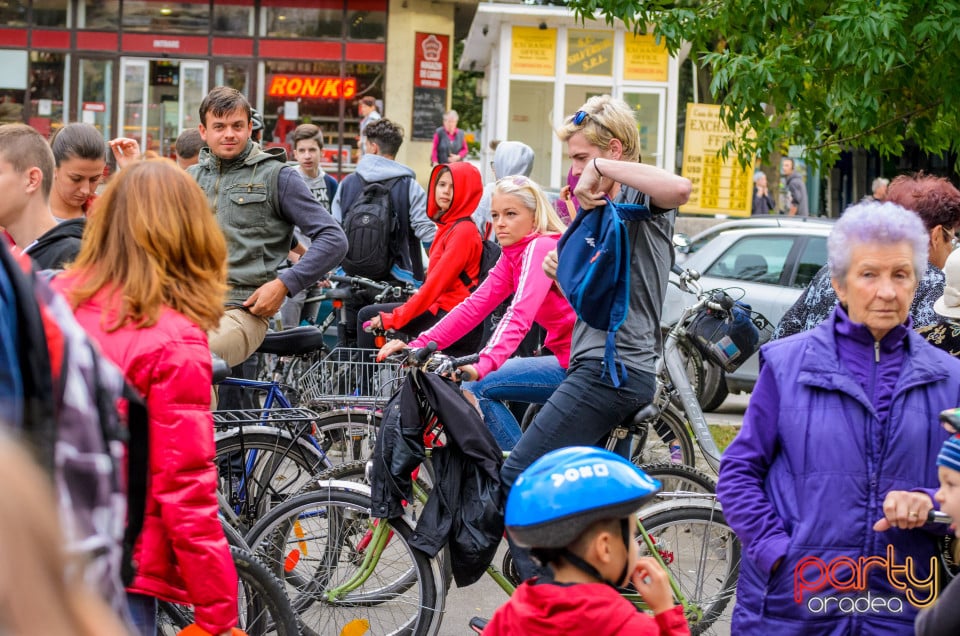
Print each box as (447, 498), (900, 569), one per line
(360, 161), (485, 355)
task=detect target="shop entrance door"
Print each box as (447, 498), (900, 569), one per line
(119, 58), (208, 158)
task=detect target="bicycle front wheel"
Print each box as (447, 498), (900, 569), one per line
(157, 546), (300, 636)
(245, 486), (444, 636)
(640, 501), (740, 635)
(216, 430), (329, 531)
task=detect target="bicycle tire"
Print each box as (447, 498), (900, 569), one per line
(314, 408), (383, 465)
(632, 405), (696, 468)
(245, 486), (444, 636)
(157, 546), (300, 636)
(638, 462), (716, 496)
(216, 430), (330, 531)
(639, 502), (740, 635)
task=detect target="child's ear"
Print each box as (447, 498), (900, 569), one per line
(590, 530), (616, 565)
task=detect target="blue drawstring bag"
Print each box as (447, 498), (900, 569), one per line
(556, 197), (651, 386)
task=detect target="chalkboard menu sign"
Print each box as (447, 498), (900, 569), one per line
(412, 87), (446, 141)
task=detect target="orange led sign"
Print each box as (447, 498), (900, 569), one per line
(267, 75), (357, 99)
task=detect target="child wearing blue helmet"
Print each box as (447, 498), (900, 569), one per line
(484, 446), (689, 636)
(915, 433), (960, 635)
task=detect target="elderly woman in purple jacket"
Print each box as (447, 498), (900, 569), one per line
(717, 201), (960, 635)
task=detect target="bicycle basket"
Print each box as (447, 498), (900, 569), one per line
(688, 300), (762, 373)
(297, 347), (404, 409)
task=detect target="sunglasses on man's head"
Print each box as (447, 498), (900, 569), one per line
(572, 110), (615, 136)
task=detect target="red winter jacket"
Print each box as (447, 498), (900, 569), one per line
(51, 276), (238, 634)
(382, 161), (482, 331)
(484, 579), (690, 636)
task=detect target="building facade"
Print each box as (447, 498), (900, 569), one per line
(0, 0), (460, 178)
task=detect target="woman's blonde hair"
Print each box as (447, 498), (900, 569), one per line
(66, 158), (227, 331)
(556, 95), (642, 163)
(492, 175), (566, 234)
(0, 434), (128, 636)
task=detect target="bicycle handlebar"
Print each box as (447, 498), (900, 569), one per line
(328, 274), (391, 294)
(411, 341), (438, 364)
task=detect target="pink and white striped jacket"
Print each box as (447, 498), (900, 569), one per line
(409, 232), (575, 379)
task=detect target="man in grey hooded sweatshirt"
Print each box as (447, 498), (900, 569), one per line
(331, 118), (434, 345)
(473, 141), (535, 238)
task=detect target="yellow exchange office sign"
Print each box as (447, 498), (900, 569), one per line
(680, 103), (753, 217)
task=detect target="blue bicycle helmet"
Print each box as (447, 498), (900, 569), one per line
(506, 446), (661, 550)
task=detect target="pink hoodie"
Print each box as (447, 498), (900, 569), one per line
(409, 232), (575, 379)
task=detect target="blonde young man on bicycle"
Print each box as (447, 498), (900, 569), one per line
(499, 95), (691, 582)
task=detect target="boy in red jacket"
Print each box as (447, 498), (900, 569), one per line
(484, 447), (689, 636)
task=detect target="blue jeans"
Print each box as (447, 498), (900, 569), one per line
(500, 358), (656, 580)
(462, 355), (566, 451)
(127, 592), (157, 636)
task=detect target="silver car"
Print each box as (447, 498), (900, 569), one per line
(663, 216), (835, 409)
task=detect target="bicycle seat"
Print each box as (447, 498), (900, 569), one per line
(627, 402), (661, 431)
(257, 326), (327, 356)
(211, 354), (232, 384)
(469, 616), (488, 634)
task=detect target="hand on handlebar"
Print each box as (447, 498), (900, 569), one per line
(457, 364), (478, 383)
(376, 338), (408, 362)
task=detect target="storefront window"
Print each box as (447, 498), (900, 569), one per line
(79, 0), (119, 29)
(34, 0), (69, 27)
(215, 63), (249, 96)
(29, 52), (65, 137)
(123, 0), (210, 34)
(262, 59), (384, 172)
(0, 0), (29, 27)
(213, 3), (254, 36)
(77, 58), (113, 139)
(623, 91), (663, 167)
(262, 6), (342, 39)
(347, 7), (385, 41)
(0, 51), (28, 126)
(507, 80), (553, 187)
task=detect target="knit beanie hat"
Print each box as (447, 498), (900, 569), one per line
(937, 434), (960, 472)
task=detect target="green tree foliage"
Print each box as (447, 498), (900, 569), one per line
(567, 0), (960, 170)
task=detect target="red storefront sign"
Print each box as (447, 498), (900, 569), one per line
(266, 75), (357, 99)
(414, 32), (448, 89)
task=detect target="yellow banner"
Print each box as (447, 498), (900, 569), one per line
(680, 103), (752, 217)
(623, 34), (669, 82)
(511, 26), (557, 76)
(566, 29), (612, 75)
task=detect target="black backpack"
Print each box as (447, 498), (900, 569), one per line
(455, 218), (502, 291)
(341, 175), (404, 280)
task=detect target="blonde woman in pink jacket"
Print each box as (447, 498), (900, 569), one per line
(378, 175), (574, 449)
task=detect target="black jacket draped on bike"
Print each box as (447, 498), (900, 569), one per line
(371, 371), (504, 586)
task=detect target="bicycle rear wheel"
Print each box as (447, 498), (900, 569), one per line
(314, 408), (383, 466)
(639, 501), (740, 635)
(245, 486), (444, 636)
(639, 462), (716, 498)
(157, 546), (300, 636)
(216, 430), (329, 531)
(632, 405), (695, 467)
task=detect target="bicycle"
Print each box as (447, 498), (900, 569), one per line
(242, 348), (739, 636)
